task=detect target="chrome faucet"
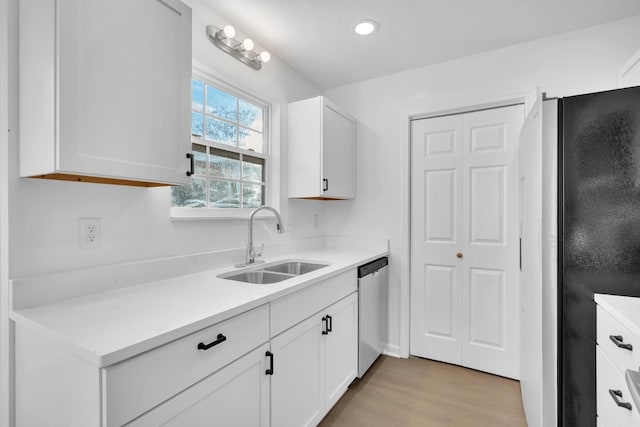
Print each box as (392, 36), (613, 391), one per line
(236, 206), (285, 267)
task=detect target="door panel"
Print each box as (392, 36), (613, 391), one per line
(468, 268), (504, 347)
(425, 169), (457, 242)
(411, 114), (464, 364)
(411, 104), (523, 379)
(469, 166), (505, 243)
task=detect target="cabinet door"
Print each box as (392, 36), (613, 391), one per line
(271, 315), (324, 427)
(56, 0), (192, 184)
(322, 100), (355, 199)
(323, 293), (358, 410)
(127, 344), (270, 427)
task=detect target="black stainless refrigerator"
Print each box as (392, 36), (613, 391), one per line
(560, 85), (640, 426)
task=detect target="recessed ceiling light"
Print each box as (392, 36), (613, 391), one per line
(354, 20), (378, 36)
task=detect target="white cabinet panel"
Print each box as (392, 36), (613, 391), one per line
(271, 314), (324, 427)
(324, 293), (358, 409)
(288, 96), (356, 199)
(19, 0), (192, 186)
(468, 268), (504, 348)
(469, 166), (505, 244)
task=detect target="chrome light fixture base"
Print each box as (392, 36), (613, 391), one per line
(206, 25), (266, 71)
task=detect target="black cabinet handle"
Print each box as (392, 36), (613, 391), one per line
(197, 333), (226, 351)
(322, 316), (329, 335)
(609, 389), (632, 410)
(322, 178), (328, 192)
(326, 315), (332, 333)
(265, 351), (274, 375)
(610, 335), (633, 351)
(186, 153), (194, 176)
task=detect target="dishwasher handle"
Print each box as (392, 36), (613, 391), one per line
(358, 257), (388, 278)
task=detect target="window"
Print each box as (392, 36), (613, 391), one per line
(171, 77), (269, 212)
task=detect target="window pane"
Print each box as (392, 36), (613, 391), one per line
(192, 112), (204, 138)
(210, 180), (240, 209)
(206, 86), (237, 121)
(192, 79), (204, 111)
(210, 148), (240, 180)
(243, 183), (263, 208)
(206, 117), (237, 146)
(192, 144), (207, 175)
(239, 127), (263, 153)
(171, 177), (206, 208)
(242, 155), (264, 183)
(239, 100), (263, 131)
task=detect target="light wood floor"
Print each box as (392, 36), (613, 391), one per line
(320, 356), (527, 427)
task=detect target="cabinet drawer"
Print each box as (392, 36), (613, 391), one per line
(596, 346), (640, 426)
(103, 304), (269, 427)
(270, 270), (357, 337)
(597, 305), (640, 374)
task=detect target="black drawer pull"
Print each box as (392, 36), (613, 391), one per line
(322, 316), (329, 335)
(326, 314), (333, 333)
(322, 178), (328, 192)
(610, 335), (633, 351)
(265, 351), (274, 375)
(609, 389), (632, 410)
(197, 333), (226, 351)
(186, 153), (194, 177)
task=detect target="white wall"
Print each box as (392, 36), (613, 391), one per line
(8, 0), (323, 278)
(323, 15), (640, 355)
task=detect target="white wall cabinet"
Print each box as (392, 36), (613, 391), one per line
(288, 96), (356, 199)
(271, 292), (358, 427)
(19, 0), (192, 187)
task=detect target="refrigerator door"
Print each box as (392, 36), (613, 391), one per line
(561, 85), (640, 427)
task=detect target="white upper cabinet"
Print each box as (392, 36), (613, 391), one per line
(19, 0), (192, 187)
(288, 96), (356, 199)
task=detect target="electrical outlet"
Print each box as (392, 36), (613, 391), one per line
(79, 218), (101, 249)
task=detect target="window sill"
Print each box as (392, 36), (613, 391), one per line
(170, 207), (280, 221)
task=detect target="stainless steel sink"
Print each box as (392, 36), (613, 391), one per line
(219, 260), (329, 284)
(223, 271), (293, 284)
(264, 262), (328, 275)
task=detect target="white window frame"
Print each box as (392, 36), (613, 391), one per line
(171, 69), (277, 220)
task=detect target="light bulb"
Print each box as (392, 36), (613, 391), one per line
(222, 25), (236, 39)
(259, 51), (271, 63)
(241, 38), (254, 51)
(354, 20), (378, 36)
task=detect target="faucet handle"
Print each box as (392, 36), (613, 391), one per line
(251, 243), (264, 259)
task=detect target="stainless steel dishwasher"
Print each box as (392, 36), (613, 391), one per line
(357, 256), (388, 378)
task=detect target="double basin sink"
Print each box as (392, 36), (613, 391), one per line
(219, 261), (329, 284)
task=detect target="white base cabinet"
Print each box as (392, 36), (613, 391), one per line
(19, 0), (192, 186)
(128, 343), (271, 427)
(595, 294), (640, 427)
(271, 292), (358, 427)
(14, 270), (360, 427)
(288, 96), (356, 199)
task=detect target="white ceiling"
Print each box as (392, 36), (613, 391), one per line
(201, 0), (640, 89)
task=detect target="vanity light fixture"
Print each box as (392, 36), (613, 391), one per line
(354, 19), (378, 36)
(206, 25), (271, 70)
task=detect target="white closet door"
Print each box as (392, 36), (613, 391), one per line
(410, 114), (464, 364)
(410, 104), (523, 379)
(461, 105), (523, 379)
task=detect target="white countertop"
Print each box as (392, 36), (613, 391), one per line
(595, 293), (640, 338)
(11, 246), (386, 368)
